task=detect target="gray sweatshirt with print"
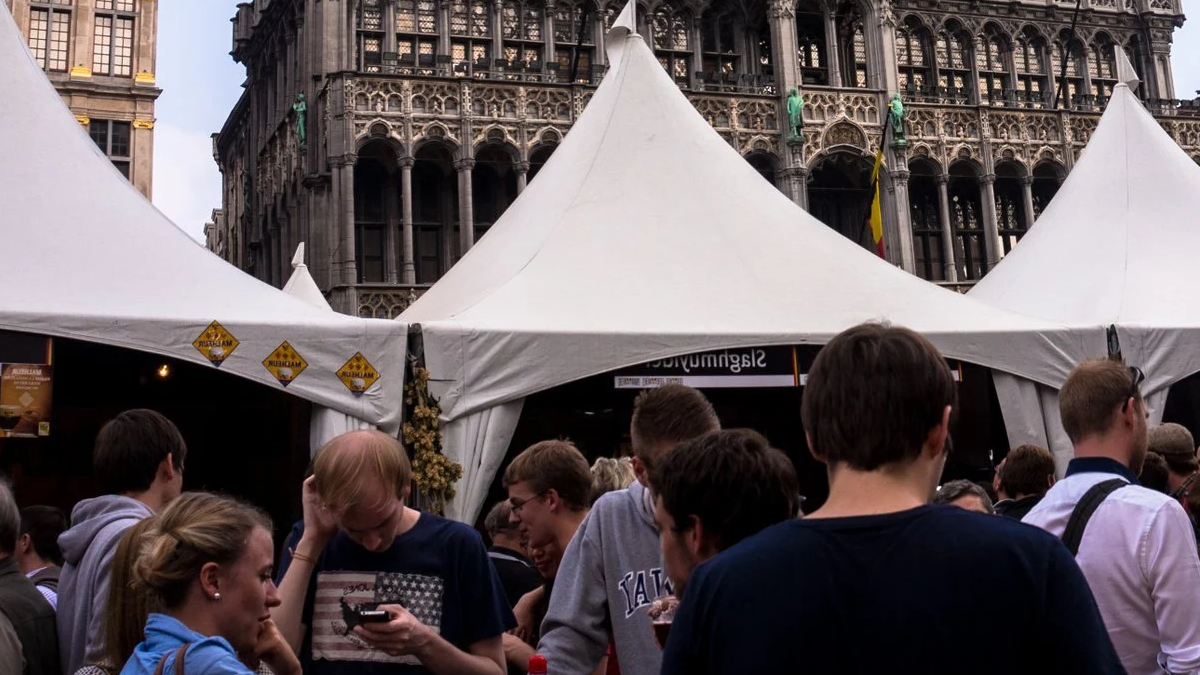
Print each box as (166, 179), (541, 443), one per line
(536, 480), (671, 675)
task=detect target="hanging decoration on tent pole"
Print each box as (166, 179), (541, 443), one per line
(403, 367), (463, 515)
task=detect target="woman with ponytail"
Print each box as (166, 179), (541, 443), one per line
(119, 492), (300, 675)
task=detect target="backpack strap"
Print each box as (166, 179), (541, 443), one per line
(152, 644), (191, 675)
(1061, 478), (1128, 556)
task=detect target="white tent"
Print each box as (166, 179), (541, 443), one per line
(0, 5), (407, 432)
(401, 1), (1100, 521)
(279, 244), (377, 450)
(969, 76), (1200, 465)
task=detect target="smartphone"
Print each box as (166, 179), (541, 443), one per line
(357, 610), (390, 623)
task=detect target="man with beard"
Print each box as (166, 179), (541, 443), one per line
(1024, 360), (1200, 675)
(502, 440), (594, 674)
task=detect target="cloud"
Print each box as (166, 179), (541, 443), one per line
(152, 122), (221, 244)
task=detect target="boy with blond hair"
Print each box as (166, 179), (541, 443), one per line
(274, 430), (513, 675)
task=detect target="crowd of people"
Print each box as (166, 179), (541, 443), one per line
(4, 321), (1200, 674)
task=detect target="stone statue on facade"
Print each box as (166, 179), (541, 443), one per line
(887, 93), (908, 147)
(292, 93), (308, 150)
(786, 88), (805, 143)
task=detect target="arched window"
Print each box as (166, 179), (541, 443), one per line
(949, 162), (985, 280)
(994, 163), (1027, 254)
(935, 27), (971, 103)
(450, 0), (492, 66)
(396, 0), (439, 65)
(975, 29), (1009, 106)
(908, 159), (945, 281)
(1125, 35), (1149, 99)
(553, 2), (595, 83)
(796, 0), (827, 85)
(1089, 35), (1118, 106)
(850, 24), (868, 87)
(896, 20), (931, 95)
(356, 0), (384, 72)
(651, 4), (691, 85)
(1014, 29), (1048, 108)
(1031, 162), (1063, 217)
(701, 12), (739, 77)
(1050, 36), (1084, 108)
(501, 0), (545, 66)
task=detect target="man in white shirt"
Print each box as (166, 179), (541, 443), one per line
(1024, 359), (1200, 675)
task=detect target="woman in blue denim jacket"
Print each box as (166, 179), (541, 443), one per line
(119, 492), (300, 675)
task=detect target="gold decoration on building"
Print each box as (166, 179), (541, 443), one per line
(133, 119), (155, 130)
(74, 115), (90, 126)
(69, 67), (92, 78)
(402, 367), (463, 516)
(135, 72), (157, 86)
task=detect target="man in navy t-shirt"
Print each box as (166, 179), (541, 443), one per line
(272, 430), (514, 675)
(660, 323), (1125, 675)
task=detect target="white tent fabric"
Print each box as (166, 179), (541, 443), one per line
(971, 82), (1200, 465)
(278, 244), (377, 453)
(0, 5), (407, 432)
(402, 1), (1100, 520)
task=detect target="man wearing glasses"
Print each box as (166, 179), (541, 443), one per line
(1024, 360), (1200, 675)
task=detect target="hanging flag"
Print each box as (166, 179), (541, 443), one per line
(866, 145), (886, 259)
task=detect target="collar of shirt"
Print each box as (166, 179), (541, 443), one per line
(1064, 457), (1138, 484)
(24, 567), (49, 579)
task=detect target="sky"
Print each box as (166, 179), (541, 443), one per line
(153, 1), (1200, 243)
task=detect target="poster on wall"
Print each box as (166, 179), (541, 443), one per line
(0, 364), (53, 438)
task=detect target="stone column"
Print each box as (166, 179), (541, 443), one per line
(691, 16), (704, 88)
(823, 5), (842, 87)
(766, 0), (800, 96)
(384, 171), (399, 283)
(979, 172), (1000, 268)
(516, 161), (530, 193)
(456, 158), (476, 256)
(936, 174), (958, 283)
(1020, 174), (1036, 232)
(890, 168), (915, 274)
(400, 157), (416, 284)
(794, 166), (810, 210)
(384, 0), (399, 59)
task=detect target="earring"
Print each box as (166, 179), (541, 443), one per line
(213, 592), (221, 600)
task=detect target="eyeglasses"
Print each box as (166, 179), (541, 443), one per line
(1172, 471), (1199, 501)
(1122, 366), (1145, 412)
(510, 491), (547, 514)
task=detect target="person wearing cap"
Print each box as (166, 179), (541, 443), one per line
(1148, 423), (1200, 542)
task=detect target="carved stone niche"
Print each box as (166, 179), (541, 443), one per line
(824, 120), (867, 150)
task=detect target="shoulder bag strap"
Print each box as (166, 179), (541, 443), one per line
(152, 643), (191, 675)
(1061, 478), (1128, 557)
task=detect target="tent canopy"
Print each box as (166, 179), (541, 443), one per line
(970, 82), (1200, 398)
(0, 5), (406, 431)
(401, 1), (1097, 425)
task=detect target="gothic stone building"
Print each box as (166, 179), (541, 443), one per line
(212, 0), (1198, 317)
(6, 0), (160, 197)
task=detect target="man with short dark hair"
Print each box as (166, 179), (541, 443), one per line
(1140, 452), (1171, 493)
(994, 444), (1056, 520)
(58, 408), (187, 674)
(538, 384), (719, 675)
(483, 501), (541, 607)
(0, 479), (61, 675)
(650, 429), (798, 597)
(662, 323), (1123, 675)
(1025, 363), (1200, 675)
(933, 479), (994, 514)
(16, 505), (66, 610)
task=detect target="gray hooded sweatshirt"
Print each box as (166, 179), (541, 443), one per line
(57, 495), (153, 674)
(537, 480), (671, 675)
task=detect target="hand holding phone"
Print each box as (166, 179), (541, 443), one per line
(357, 609), (391, 624)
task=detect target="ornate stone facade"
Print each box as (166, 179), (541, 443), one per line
(8, 0), (161, 197)
(213, 0), (1197, 316)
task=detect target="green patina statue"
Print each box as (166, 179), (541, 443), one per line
(887, 93), (908, 147)
(292, 92), (308, 150)
(786, 88), (805, 143)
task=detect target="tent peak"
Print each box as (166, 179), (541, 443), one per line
(291, 242), (306, 269)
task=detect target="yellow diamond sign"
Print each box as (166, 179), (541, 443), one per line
(192, 321), (239, 367)
(263, 341), (308, 387)
(338, 352), (380, 395)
